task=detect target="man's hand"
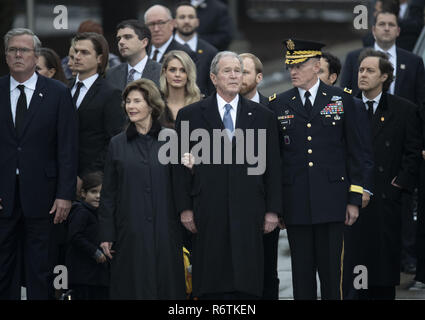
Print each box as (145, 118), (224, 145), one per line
(96, 253), (107, 264)
(181, 210), (197, 233)
(345, 204), (359, 226)
(362, 191), (370, 208)
(264, 212), (279, 234)
(100, 242), (114, 259)
(49, 199), (72, 224)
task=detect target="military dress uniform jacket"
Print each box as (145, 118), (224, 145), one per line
(268, 81), (364, 225)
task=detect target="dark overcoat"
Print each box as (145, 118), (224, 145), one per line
(98, 121), (186, 299)
(350, 93), (422, 286)
(173, 94), (282, 297)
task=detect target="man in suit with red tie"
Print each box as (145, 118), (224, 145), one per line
(0, 28), (77, 299)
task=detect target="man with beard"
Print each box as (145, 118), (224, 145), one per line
(174, 2), (218, 96)
(106, 20), (161, 91)
(239, 52), (281, 300)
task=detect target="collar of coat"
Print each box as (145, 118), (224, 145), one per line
(126, 119), (162, 141)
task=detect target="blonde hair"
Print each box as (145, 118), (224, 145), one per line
(160, 50), (201, 106)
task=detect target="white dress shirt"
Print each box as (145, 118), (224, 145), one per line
(374, 43), (397, 94)
(362, 91), (382, 114)
(71, 73), (99, 109)
(150, 36), (173, 63)
(174, 33), (198, 52)
(250, 91), (260, 103)
(298, 78), (320, 106)
(127, 55), (148, 81)
(10, 72), (38, 125)
(217, 93), (238, 130)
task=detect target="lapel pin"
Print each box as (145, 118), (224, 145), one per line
(198, 49), (203, 54)
(400, 64), (406, 70)
(292, 96), (296, 100)
(248, 112), (252, 116)
(322, 92), (327, 96)
(381, 117), (385, 122)
(39, 93), (43, 97)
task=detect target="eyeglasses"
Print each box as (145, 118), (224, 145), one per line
(7, 47), (35, 55)
(146, 20), (170, 29)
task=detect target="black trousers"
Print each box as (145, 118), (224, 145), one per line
(262, 228), (280, 300)
(0, 177), (52, 300)
(70, 285), (109, 300)
(200, 291), (260, 300)
(401, 192), (417, 268)
(286, 222), (344, 300)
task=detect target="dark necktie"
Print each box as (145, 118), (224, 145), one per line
(72, 81), (84, 107)
(15, 85), (27, 136)
(127, 68), (136, 84)
(304, 91), (312, 113)
(152, 49), (160, 62)
(366, 100), (374, 121)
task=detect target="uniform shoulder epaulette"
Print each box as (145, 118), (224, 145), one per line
(343, 87), (352, 94)
(269, 93), (277, 102)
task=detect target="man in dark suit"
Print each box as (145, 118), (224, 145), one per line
(191, 0), (234, 51)
(144, 4), (195, 64)
(174, 2), (218, 96)
(341, 9), (425, 274)
(72, 33), (125, 190)
(351, 49), (422, 299)
(106, 20), (161, 90)
(174, 51), (282, 299)
(341, 9), (425, 107)
(238, 52), (281, 300)
(0, 28), (77, 299)
(268, 39), (365, 300)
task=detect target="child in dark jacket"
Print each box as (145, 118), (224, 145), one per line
(66, 172), (109, 299)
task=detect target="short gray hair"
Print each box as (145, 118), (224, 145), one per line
(4, 28), (41, 55)
(144, 5), (173, 23)
(210, 51), (244, 75)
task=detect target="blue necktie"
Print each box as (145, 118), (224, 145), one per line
(223, 104), (234, 139)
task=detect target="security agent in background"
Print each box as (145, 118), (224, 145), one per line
(350, 49), (422, 299)
(268, 39), (365, 300)
(319, 52), (375, 299)
(174, 2), (218, 96)
(239, 52), (281, 300)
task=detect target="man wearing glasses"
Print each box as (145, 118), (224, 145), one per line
(0, 28), (77, 299)
(144, 4), (195, 64)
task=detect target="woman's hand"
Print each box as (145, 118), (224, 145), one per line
(100, 242), (115, 259)
(182, 153), (195, 169)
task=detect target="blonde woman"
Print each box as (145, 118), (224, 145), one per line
(159, 50), (201, 128)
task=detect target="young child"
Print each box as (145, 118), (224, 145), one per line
(66, 171), (109, 299)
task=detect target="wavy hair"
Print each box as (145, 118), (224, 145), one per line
(160, 50), (201, 106)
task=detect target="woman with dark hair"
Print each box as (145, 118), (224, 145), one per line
(98, 78), (186, 299)
(159, 50), (201, 128)
(36, 47), (67, 84)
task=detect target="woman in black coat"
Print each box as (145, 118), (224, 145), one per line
(98, 79), (186, 300)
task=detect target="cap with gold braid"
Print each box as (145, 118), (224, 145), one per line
(284, 39), (325, 65)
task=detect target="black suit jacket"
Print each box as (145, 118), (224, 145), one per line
(195, 38), (218, 96)
(196, 0), (234, 50)
(150, 39), (196, 64)
(173, 94), (282, 296)
(0, 74), (77, 218)
(105, 58), (161, 91)
(75, 76), (125, 176)
(340, 46), (425, 106)
(259, 92), (269, 106)
(268, 82), (365, 225)
(351, 93), (422, 286)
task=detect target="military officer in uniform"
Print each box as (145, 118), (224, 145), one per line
(268, 39), (365, 300)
